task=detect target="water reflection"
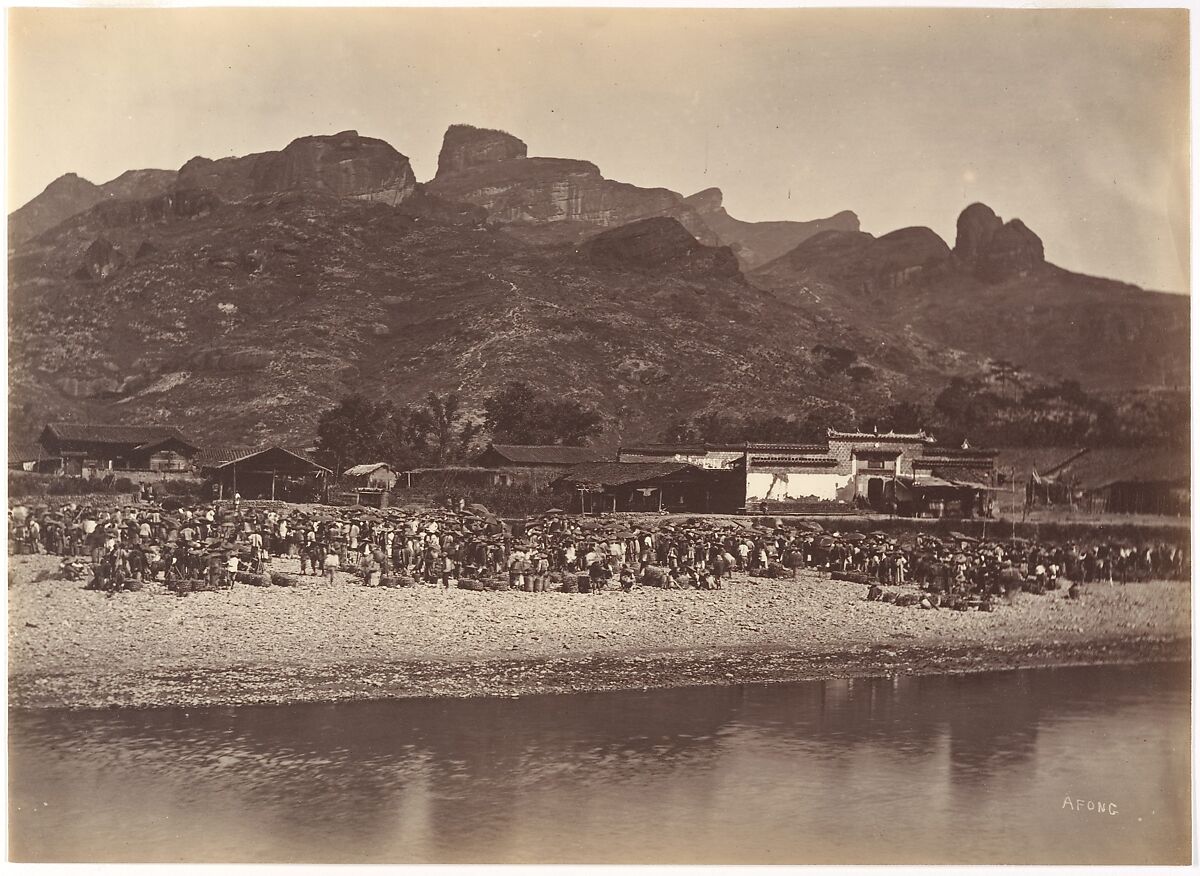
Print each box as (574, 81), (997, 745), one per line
(10, 662), (1190, 864)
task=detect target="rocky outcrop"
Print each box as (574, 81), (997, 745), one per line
(435, 125), (527, 178)
(255, 131), (416, 203)
(426, 123), (718, 241)
(578, 216), (741, 279)
(681, 187), (862, 270)
(954, 202), (1044, 282)
(869, 227), (953, 289)
(186, 348), (273, 372)
(754, 225), (951, 293)
(81, 187), (221, 231)
(56, 375), (120, 399)
(427, 154), (681, 228)
(73, 238), (127, 281)
(177, 131), (417, 205)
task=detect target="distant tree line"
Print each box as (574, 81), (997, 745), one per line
(315, 364), (1184, 474)
(661, 363), (1187, 449)
(314, 381), (604, 473)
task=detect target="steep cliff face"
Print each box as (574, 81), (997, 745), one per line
(435, 124), (528, 178)
(426, 123), (723, 249)
(680, 187), (861, 270)
(177, 131), (417, 205)
(254, 131), (416, 203)
(424, 124), (862, 262)
(427, 154), (681, 227)
(954, 202), (1045, 281)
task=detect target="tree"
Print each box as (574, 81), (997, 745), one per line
(988, 359), (1025, 400)
(314, 394), (393, 474)
(881, 400), (928, 433)
(483, 381), (604, 446)
(424, 391), (478, 464)
(661, 419), (697, 443)
(315, 392), (475, 474)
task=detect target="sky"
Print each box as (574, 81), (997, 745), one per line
(7, 7), (1191, 292)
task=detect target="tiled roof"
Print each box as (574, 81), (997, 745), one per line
(623, 442), (824, 455)
(42, 423), (194, 447)
(483, 444), (612, 465)
(828, 429), (932, 442)
(749, 456), (838, 467)
(344, 463), (391, 477)
(8, 443), (53, 462)
(555, 461), (697, 487)
(195, 445), (325, 470)
(194, 447), (257, 469)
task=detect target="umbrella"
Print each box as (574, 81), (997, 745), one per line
(843, 532), (867, 543)
(540, 508), (566, 516)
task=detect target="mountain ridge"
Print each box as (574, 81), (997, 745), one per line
(7, 126), (1187, 450)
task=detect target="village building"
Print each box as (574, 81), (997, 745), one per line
(9, 441), (61, 473)
(618, 430), (999, 517)
(552, 461), (744, 514)
(1016, 446), (1189, 515)
(339, 463), (399, 508)
(472, 443), (612, 489)
(198, 446), (330, 502)
(36, 423), (200, 479)
(343, 463), (398, 490)
(992, 447), (1088, 508)
(402, 466), (517, 490)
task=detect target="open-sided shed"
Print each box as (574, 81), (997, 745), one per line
(202, 446), (331, 502)
(554, 461), (743, 513)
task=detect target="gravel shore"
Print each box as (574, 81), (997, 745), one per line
(8, 553), (1190, 709)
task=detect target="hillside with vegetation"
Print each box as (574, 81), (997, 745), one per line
(8, 126), (1188, 454)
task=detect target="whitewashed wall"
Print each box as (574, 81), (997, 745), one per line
(746, 470), (853, 502)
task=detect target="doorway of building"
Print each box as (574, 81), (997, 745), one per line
(867, 477), (884, 508)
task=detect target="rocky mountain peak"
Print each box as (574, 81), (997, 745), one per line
(256, 131), (416, 202)
(436, 124), (528, 179)
(9, 173), (105, 245)
(683, 187), (725, 213)
(579, 216), (741, 279)
(954, 202), (1044, 282)
(43, 172), (98, 196)
(175, 131), (417, 206)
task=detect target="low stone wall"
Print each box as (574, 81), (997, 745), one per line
(103, 470), (202, 487)
(10, 493), (136, 507)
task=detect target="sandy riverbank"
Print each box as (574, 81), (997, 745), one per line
(8, 552), (1190, 709)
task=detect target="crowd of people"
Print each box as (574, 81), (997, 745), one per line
(7, 497), (1190, 600)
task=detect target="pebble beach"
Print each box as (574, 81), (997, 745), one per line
(8, 552), (1190, 710)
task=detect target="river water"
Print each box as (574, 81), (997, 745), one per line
(9, 661), (1190, 864)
